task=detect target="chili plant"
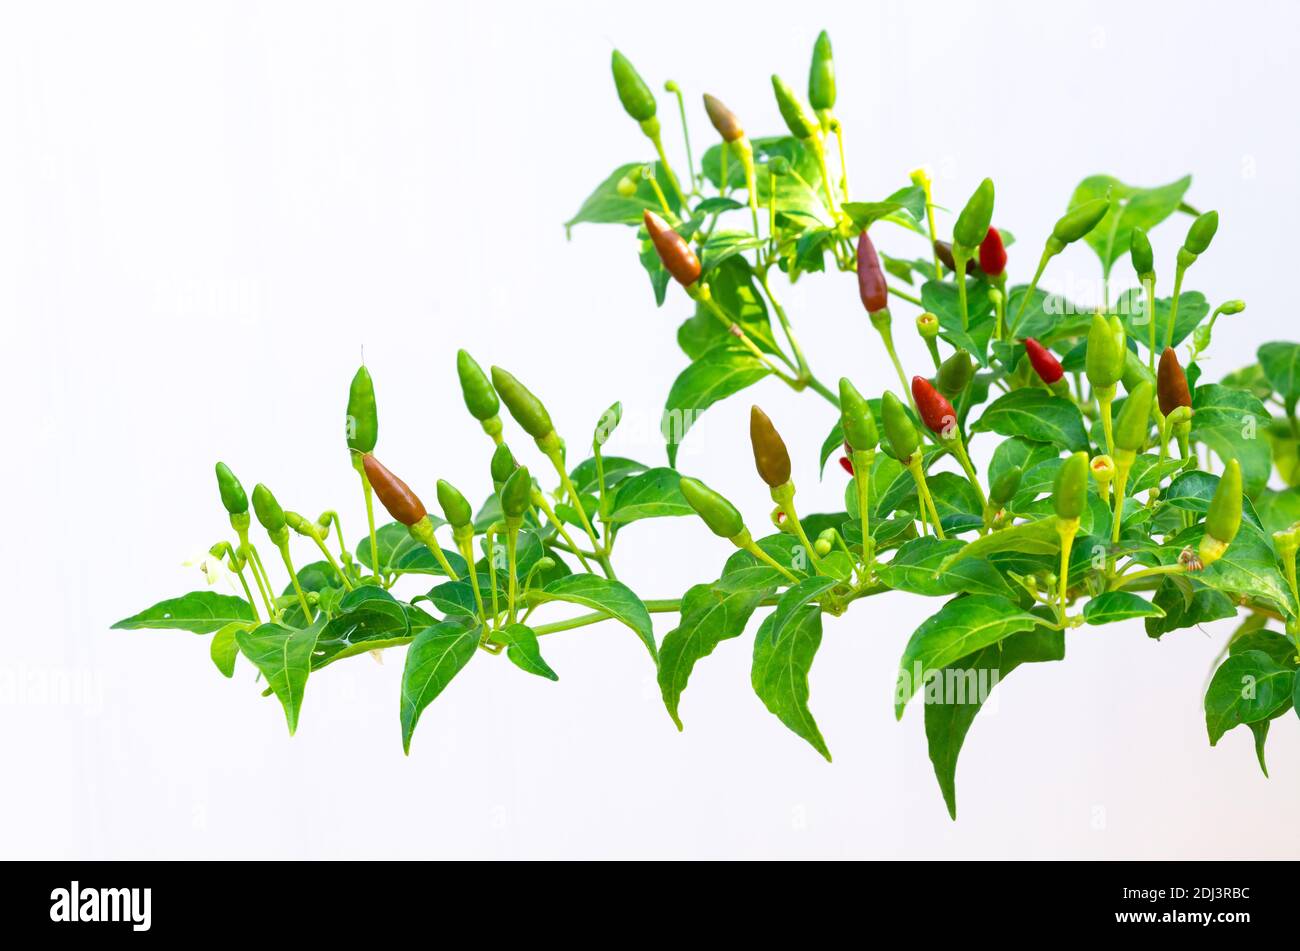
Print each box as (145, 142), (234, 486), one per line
(116, 34), (1300, 819)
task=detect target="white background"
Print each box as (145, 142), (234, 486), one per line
(3, 0), (1298, 859)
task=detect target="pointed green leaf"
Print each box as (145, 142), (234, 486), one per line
(876, 537), (1014, 599)
(536, 574), (657, 659)
(940, 517), (1063, 570)
(972, 389), (1089, 452)
(209, 621), (247, 678)
(235, 615), (326, 735)
(607, 467), (693, 523)
(1258, 342), (1300, 403)
(112, 591), (256, 633)
(1204, 649), (1294, 745)
(1190, 384), (1272, 497)
(662, 344), (770, 466)
(495, 623), (557, 681)
(1083, 591), (1165, 625)
(1068, 173), (1191, 272)
(400, 620), (481, 754)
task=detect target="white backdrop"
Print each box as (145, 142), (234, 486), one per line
(3, 0), (1298, 859)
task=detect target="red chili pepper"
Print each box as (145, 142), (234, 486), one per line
(839, 455), (854, 476)
(978, 226), (1007, 276)
(643, 210), (702, 287)
(856, 230), (888, 314)
(362, 453), (427, 527)
(1158, 347), (1192, 416)
(911, 376), (956, 435)
(1024, 337), (1064, 384)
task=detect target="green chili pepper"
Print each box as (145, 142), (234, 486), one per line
(1114, 380), (1154, 454)
(611, 50), (656, 123)
(251, 483), (286, 535)
(1130, 226), (1154, 279)
(679, 476), (745, 539)
(490, 366), (556, 441)
(838, 378), (879, 451)
(214, 461), (248, 516)
(880, 390), (919, 462)
(1121, 347), (1155, 392)
(771, 74), (819, 140)
(989, 466), (1022, 507)
(1184, 210), (1219, 256)
(436, 479), (473, 530)
(1086, 312), (1124, 389)
(1199, 458), (1242, 567)
(490, 443), (517, 486)
(937, 349), (974, 399)
(455, 349), (499, 422)
(808, 30), (836, 111)
(1050, 198), (1110, 250)
(953, 178), (995, 250)
(500, 466), (532, 521)
(1053, 451), (1089, 521)
(749, 405), (792, 489)
(346, 365), (378, 454)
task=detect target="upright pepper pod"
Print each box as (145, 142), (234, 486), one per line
(436, 480), (473, 533)
(989, 466), (1022, 507)
(856, 230), (889, 314)
(1053, 452), (1089, 521)
(679, 476), (745, 540)
(490, 443), (517, 488)
(643, 210), (702, 287)
(490, 366), (557, 446)
(702, 94), (744, 142)
(1086, 313), (1124, 389)
(936, 349), (974, 400)
(1049, 198), (1110, 252)
(953, 179), (995, 251)
(361, 454), (427, 527)
(1199, 459), (1242, 568)
(880, 391), (919, 462)
(838, 378), (879, 451)
(1114, 381), (1154, 456)
(500, 466), (533, 522)
(1183, 210), (1219, 257)
(346, 365), (378, 454)
(978, 227), (1007, 278)
(1157, 347), (1192, 417)
(913, 377), (956, 436)
(610, 50), (657, 125)
(1130, 227), (1155, 280)
(749, 406), (792, 490)
(214, 462), (248, 516)
(1024, 338), (1064, 385)
(808, 30), (836, 112)
(770, 74), (819, 140)
(456, 350), (502, 439)
(251, 483), (287, 537)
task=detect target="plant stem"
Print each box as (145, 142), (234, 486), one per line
(277, 541), (312, 620)
(756, 267), (811, 378)
(308, 534), (354, 591)
(667, 82), (696, 191)
(649, 131), (688, 208)
(532, 489), (593, 573)
(505, 523), (520, 625)
(544, 449), (615, 579)
(1165, 264), (1187, 352)
(888, 285), (923, 307)
(742, 542), (800, 583)
(1144, 276), (1158, 371)
(908, 457), (945, 539)
(1011, 248), (1053, 334)
(353, 457), (381, 583)
(954, 256), (970, 332)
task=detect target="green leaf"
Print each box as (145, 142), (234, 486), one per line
(1115, 288), (1208, 351)
(312, 585), (412, 667)
(896, 595), (1043, 719)
(1187, 523), (1296, 618)
(494, 623), (557, 681)
(662, 344), (770, 466)
(972, 389), (1089, 452)
(921, 280), (996, 365)
(1068, 174), (1191, 273)
(941, 517), (1063, 569)
(209, 621), (247, 678)
(535, 574), (656, 659)
(1190, 385), (1273, 497)
(1204, 649), (1295, 745)
(607, 467), (692, 523)
(1083, 591), (1164, 625)
(1255, 488), (1300, 536)
(700, 230), (764, 272)
(1161, 469), (1263, 530)
(1258, 342), (1300, 403)
(926, 472), (985, 534)
(400, 619), (480, 754)
(677, 257), (780, 361)
(354, 521), (465, 578)
(1006, 287), (1092, 343)
(988, 436), (1057, 490)
(564, 161), (682, 232)
(658, 566), (782, 729)
(876, 537), (1014, 599)
(112, 591), (257, 634)
(1230, 625), (1299, 669)
(235, 615), (326, 735)
(569, 455), (647, 496)
(1220, 363), (1273, 401)
(751, 576), (838, 760)
(1146, 578), (1236, 638)
(925, 625), (1065, 819)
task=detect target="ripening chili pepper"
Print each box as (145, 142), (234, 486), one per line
(346, 365), (378, 454)
(500, 466), (532, 521)
(490, 366), (555, 441)
(214, 461), (248, 516)
(679, 476), (746, 539)
(953, 179), (995, 250)
(436, 479), (473, 530)
(362, 453), (427, 527)
(702, 93), (744, 142)
(839, 456), (854, 476)
(880, 391), (919, 462)
(1050, 198), (1110, 250)
(1157, 347), (1192, 417)
(1114, 380), (1155, 455)
(989, 466), (1022, 507)
(1053, 451), (1089, 521)
(490, 443), (517, 486)
(1130, 227), (1154, 279)
(643, 210), (702, 287)
(251, 483), (287, 535)
(808, 30), (836, 111)
(856, 230), (888, 314)
(1184, 210), (1219, 256)
(610, 50), (657, 123)
(838, 378), (879, 451)
(978, 227), (1007, 277)
(912, 376), (956, 436)
(1199, 458), (1242, 567)
(750, 405), (792, 489)
(455, 349), (499, 422)
(1024, 338), (1064, 385)
(936, 349), (974, 399)
(771, 74), (819, 140)
(1086, 312), (1124, 389)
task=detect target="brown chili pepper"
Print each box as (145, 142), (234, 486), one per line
(702, 93), (744, 142)
(1157, 347), (1192, 417)
(856, 230), (889, 314)
(934, 240), (982, 277)
(362, 453), (427, 526)
(749, 405), (792, 489)
(643, 210), (701, 287)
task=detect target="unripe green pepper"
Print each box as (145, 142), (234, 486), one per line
(284, 510), (320, 539)
(953, 178), (995, 250)
(880, 390), (919, 462)
(611, 50), (656, 123)
(750, 405), (792, 489)
(214, 461), (248, 516)
(989, 466), (1022, 507)
(916, 312), (940, 339)
(346, 365), (378, 454)
(1114, 380), (1154, 454)
(1184, 210), (1219, 255)
(490, 443), (517, 486)
(771, 74), (819, 140)
(1053, 451), (1089, 521)
(937, 348), (974, 399)
(1086, 312), (1124, 389)
(1050, 198), (1110, 250)
(838, 378), (879, 452)
(455, 349), (499, 422)
(490, 366), (555, 440)
(500, 466), (532, 521)
(808, 31), (836, 111)
(1199, 458), (1242, 567)
(679, 476), (745, 539)
(436, 479), (473, 530)
(1121, 348), (1155, 392)
(251, 483), (286, 535)
(1130, 226), (1154, 279)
